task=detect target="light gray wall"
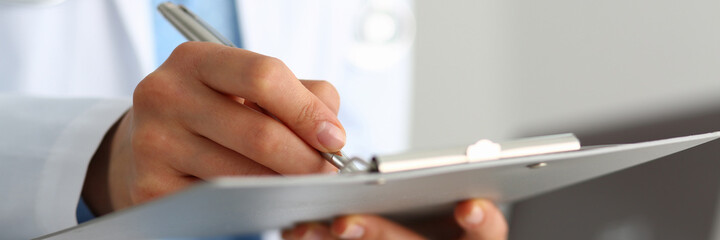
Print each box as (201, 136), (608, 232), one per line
(411, 0), (720, 239)
(411, 0), (511, 149)
(411, 0), (720, 148)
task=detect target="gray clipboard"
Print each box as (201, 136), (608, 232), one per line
(39, 131), (720, 239)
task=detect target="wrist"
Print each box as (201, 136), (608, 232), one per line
(81, 112), (125, 216)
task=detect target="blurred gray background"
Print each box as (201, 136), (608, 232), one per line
(411, 0), (720, 239)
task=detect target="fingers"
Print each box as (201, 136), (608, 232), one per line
(454, 199), (508, 240)
(282, 216), (424, 240)
(178, 83), (335, 175)
(174, 134), (277, 179)
(233, 80), (339, 117)
(282, 223), (335, 240)
(137, 49), (341, 175)
(166, 42), (346, 152)
(330, 215), (425, 240)
(281, 199), (509, 240)
(301, 80), (341, 115)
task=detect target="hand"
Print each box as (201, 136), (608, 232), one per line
(282, 199), (507, 240)
(82, 42), (345, 215)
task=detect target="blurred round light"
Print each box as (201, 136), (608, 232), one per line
(363, 12), (398, 43)
(349, 0), (415, 71)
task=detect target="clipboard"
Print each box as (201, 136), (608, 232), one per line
(39, 131), (720, 239)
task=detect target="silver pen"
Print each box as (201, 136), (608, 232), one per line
(157, 2), (236, 47)
(157, 2), (369, 173)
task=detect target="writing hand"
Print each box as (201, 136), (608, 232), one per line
(83, 42), (344, 215)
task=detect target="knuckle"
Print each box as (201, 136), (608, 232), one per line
(296, 98), (322, 126)
(169, 42), (203, 60)
(313, 81), (339, 98)
(311, 80), (340, 110)
(133, 75), (160, 107)
(133, 72), (185, 111)
(165, 42), (211, 77)
(212, 44), (237, 60)
(243, 56), (287, 96)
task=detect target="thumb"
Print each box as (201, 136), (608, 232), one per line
(454, 199), (508, 240)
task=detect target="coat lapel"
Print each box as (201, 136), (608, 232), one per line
(110, 0), (155, 76)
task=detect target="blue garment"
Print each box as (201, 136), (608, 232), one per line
(76, 197), (94, 224)
(78, 1), (258, 239)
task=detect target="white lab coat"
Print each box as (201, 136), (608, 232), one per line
(0, 0), (412, 238)
(0, 96), (130, 239)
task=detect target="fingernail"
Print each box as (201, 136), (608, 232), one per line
(317, 121), (345, 151)
(339, 222), (365, 239)
(464, 202), (485, 225)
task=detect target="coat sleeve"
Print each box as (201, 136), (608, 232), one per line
(0, 95), (131, 239)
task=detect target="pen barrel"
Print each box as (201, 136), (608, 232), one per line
(157, 2), (237, 47)
(321, 152), (346, 169)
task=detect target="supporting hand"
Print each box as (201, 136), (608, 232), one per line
(283, 199), (508, 240)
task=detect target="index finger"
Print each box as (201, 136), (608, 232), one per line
(167, 42), (346, 153)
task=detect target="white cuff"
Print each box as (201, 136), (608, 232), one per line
(35, 98), (131, 234)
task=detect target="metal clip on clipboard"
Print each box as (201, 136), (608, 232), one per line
(324, 133), (581, 174)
